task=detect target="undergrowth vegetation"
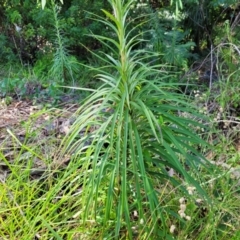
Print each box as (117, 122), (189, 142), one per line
(0, 0), (240, 239)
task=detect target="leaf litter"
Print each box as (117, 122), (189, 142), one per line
(0, 98), (79, 181)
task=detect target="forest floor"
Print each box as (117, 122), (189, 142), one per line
(1, 81), (240, 188)
(0, 96), (79, 181)
(1, 70), (240, 239)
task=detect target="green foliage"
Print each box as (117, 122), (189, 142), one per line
(48, 0), (78, 85)
(0, 77), (25, 97)
(33, 54), (53, 78)
(1, 0), (240, 239)
(122, 1), (196, 70)
(150, 20), (196, 68)
(0, 0), (110, 66)
(62, 0), (211, 238)
(1, 107), (240, 239)
(182, 0), (239, 53)
(0, 34), (16, 63)
(0, 0), (238, 88)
